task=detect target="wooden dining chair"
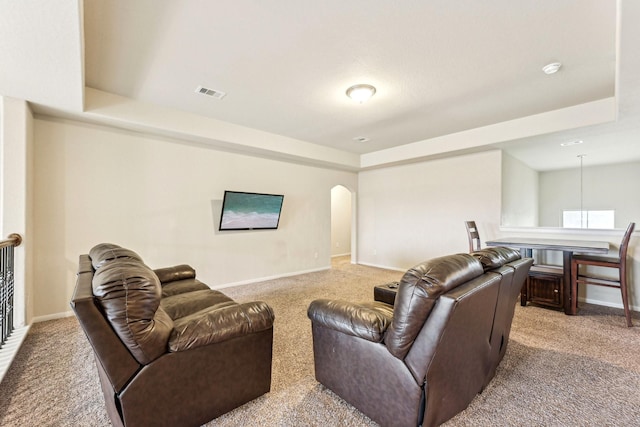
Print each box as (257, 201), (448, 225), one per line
(570, 222), (635, 327)
(465, 221), (481, 253)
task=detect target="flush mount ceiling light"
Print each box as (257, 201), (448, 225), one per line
(346, 84), (376, 103)
(542, 62), (562, 75)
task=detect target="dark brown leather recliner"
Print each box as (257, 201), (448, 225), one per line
(70, 243), (275, 427)
(470, 247), (532, 387)
(308, 248), (532, 427)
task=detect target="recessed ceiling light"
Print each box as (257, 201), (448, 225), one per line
(346, 84), (376, 103)
(560, 140), (583, 147)
(542, 62), (562, 75)
(353, 136), (370, 143)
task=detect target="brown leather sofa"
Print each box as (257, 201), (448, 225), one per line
(307, 247), (532, 427)
(70, 243), (275, 427)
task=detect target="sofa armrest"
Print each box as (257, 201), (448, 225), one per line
(307, 299), (393, 343)
(154, 264), (196, 284)
(168, 301), (274, 352)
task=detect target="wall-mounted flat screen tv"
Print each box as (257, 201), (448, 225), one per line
(219, 191), (284, 231)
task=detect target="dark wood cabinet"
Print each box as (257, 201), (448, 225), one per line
(487, 237), (610, 315)
(521, 266), (564, 310)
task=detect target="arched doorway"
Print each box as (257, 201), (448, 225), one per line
(331, 185), (356, 265)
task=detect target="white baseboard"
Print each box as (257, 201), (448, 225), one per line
(30, 268), (334, 322)
(32, 310), (74, 323)
(580, 296), (639, 312)
(331, 253), (351, 258)
(33, 267), (636, 328)
(210, 266), (331, 290)
(356, 261), (406, 272)
(0, 324), (31, 384)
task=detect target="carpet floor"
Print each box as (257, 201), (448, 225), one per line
(1, 256), (639, 426)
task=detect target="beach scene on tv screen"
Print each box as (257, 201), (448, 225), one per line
(220, 192), (283, 229)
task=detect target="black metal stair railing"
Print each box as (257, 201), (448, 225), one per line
(0, 234), (22, 347)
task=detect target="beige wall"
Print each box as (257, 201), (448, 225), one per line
(32, 117), (357, 319)
(539, 161), (640, 229)
(17, 114), (640, 319)
(501, 152), (538, 227)
(357, 150), (503, 270)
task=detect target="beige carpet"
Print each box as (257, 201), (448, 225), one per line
(1, 256), (639, 426)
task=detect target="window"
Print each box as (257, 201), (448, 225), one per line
(562, 210), (615, 229)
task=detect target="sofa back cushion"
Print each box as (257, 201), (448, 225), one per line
(385, 253), (484, 359)
(470, 247), (521, 271)
(92, 259), (173, 365)
(89, 243), (145, 270)
(154, 264), (196, 284)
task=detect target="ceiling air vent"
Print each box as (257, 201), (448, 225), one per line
(195, 86), (226, 99)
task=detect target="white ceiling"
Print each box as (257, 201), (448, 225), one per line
(3, 0), (640, 171)
(0, 0), (83, 111)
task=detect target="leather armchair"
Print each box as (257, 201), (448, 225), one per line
(308, 249), (531, 427)
(71, 243), (275, 427)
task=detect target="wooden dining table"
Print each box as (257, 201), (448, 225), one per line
(485, 237), (610, 314)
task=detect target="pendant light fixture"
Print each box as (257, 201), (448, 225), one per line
(578, 154), (586, 228)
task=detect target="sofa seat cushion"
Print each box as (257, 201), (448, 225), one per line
(161, 278), (210, 298)
(92, 259), (172, 365)
(161, 289), (235, 320)
(308, 299), (394, 343)
(169, 301), (275, 352)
